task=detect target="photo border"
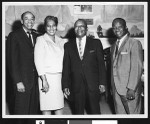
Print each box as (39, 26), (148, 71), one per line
(2, 1), (148, 119)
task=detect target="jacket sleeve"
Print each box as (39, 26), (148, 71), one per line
(127, 40), (143, 91)
(96, 39), (107, 86)
(62, 43), (71, 90)
(9, 33), (22, 84)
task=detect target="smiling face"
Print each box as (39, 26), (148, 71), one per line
(21, 12), (35, 31)
(74, 20), (87, 38)
(112, 19), (127, 39)
(46, 19), (57, 36)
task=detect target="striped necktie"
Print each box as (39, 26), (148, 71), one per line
(78, 38), (83, 60)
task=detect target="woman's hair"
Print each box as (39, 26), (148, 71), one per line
(44, 16), (58, 28)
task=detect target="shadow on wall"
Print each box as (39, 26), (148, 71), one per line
(106, 27), (117, 45)
(37, 23), (45, 35)
(11, 20), (22, 32)
(63, 27), (76, 39)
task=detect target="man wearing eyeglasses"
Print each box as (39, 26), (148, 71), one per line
(62, 19), (107, 114)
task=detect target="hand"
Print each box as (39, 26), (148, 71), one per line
(63, 88), (70, 99)
(41, 80), (49, 93)
(17, 82), (25, 92)
(40, 75), (49, 93)
(126, 88), (135, 100)
(99, 85), (105, 93)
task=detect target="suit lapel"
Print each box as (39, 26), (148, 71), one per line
(20, 28), (34, 48)
(83, 37), (90, 60)
(72, 39), (81, 61)
(32, 32), (37, 46)
(112, 43), (116, 62)
(72, 37), (90, 61)
(113, 34), (129, 65)
(117, 34), (129, 55)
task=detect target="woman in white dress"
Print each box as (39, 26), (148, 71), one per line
(34, 16), (66, 115)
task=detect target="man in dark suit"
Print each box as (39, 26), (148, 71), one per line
(6, 11), (39, 114)
(62, 19), (107, 114)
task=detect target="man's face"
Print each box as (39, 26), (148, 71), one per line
(74, 20), (87, 38)
(21, 12), (35, 31)
(112, 21), (127, 39)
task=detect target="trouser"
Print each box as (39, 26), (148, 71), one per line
(113, 89), (142, 114)
(74, 81), (100, 114)
(14, 82), (39, 115)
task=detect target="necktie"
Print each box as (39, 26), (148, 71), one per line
(78, 38), (83, 60)
(27, 32), (34, 46)
(115, 40), (119, 57)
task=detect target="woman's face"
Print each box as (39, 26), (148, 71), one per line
(46, 20), (57, 36)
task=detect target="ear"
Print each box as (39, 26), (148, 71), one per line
(125, 26), (128, 32)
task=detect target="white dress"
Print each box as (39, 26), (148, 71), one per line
(34, 33), (67, 110)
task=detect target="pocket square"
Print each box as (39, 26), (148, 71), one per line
(89, 50), (95, 53)
(121, 52), (128, 54)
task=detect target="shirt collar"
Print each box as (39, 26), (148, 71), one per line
(44, 33), (60, 44)
(22, 26), (32, 34)
(118, 33), (128, 43)
(76, 35), (86, 42)
(117, 33), (128, 48)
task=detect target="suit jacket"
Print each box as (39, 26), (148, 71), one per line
(111, 34), (143, 95)
(62, 36), (106, 93)
(7, 27), (38, 91)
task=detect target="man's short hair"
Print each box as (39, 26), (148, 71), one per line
(112, 18), (126, 27)
(21, 11), (35, 20)
(74, 19), (88, 29)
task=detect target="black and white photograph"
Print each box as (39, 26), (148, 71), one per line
(2, 1), (148, 119)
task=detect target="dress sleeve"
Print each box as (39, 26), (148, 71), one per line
(34, 36), (46, 76)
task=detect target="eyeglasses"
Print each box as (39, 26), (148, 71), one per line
(75, 25), (86, 29)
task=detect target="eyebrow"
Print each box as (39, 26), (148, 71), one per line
(24, 17), (34, 19)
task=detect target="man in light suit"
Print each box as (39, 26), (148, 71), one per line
(111, 18), (143, 114)
(6, 11), (39, 114)
(62, 19), (107, 114)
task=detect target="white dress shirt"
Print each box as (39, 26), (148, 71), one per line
(117, 34), (128, 50)
(22, 27), (34, 45)
(76, 36), (86, 57)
